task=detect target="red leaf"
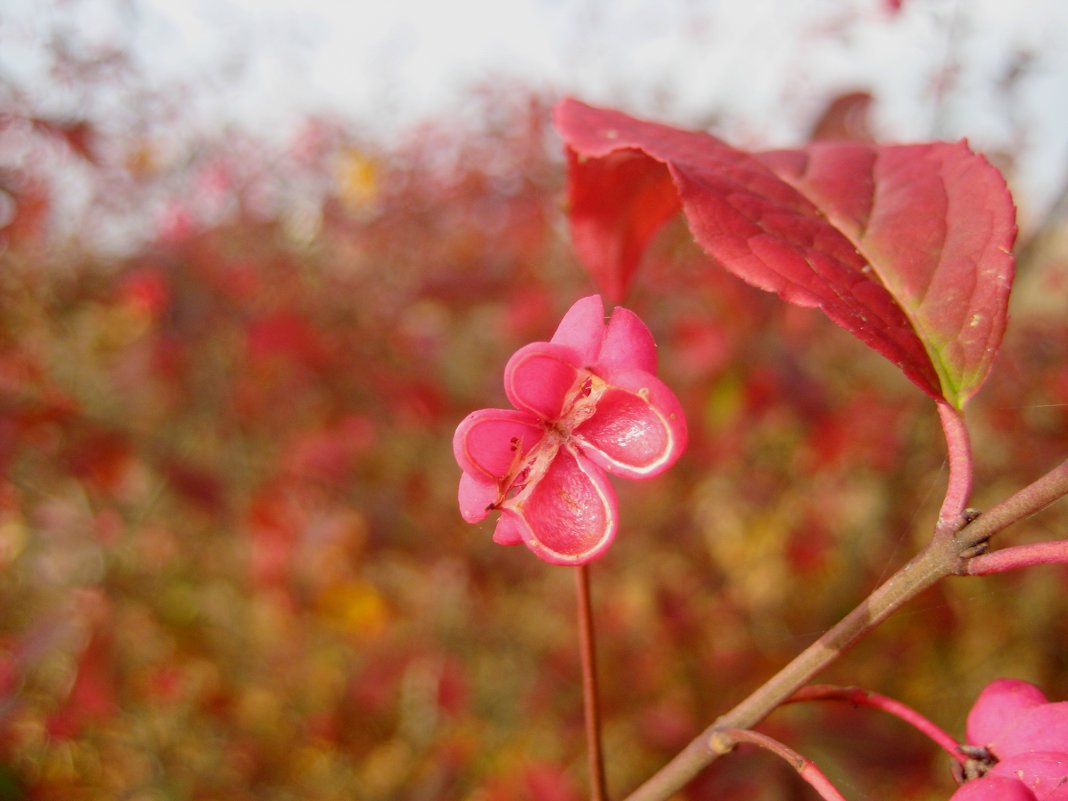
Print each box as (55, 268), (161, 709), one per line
(564, 148), (680, 303)
(555, 98), (1017, 407)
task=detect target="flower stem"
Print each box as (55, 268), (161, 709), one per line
(576, 564), (608, 801)
(787, 685), (964, 763)
(711, 729), (850, 801)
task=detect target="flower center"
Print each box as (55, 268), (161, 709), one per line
(555, 371), (606, 435)
(497, 370), (607, 505)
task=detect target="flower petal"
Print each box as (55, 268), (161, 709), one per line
(492, 511), (526, 546)
(550, 295), (606, 363)
(994, 703), (1068, 759)
(504, 342), (583, 420)
(600, 306), (657, 374)
(453, 408), (544, 481)
(507, 445), (617, 565)
(988, 752), (1068, 799)
(458, 471), (497, 523)
(950, 776), (1037, 801)
(968, 679), (1051, 749)
(573, 366), (687, 479)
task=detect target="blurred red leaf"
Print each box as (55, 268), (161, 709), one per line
(245, 311), (328, 369)
(159, 457), (225, 512)
(0, 175), (50, 247)
(45, 632), (117, 740)
(117, 267), (170, 318)
(555, 98), (1016, 407)
(65, 432), (132, 493)
(482, 763), (581, 801)
(29, 117), (97, 163)
(246, 484), (307, 589)
(808, 91), (874, 142)
(281, 415), (375, 488)
(0, 649), (15, 705)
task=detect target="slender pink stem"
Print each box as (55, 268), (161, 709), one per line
(576, 564), (608, 801)
(955, 458), (1068, 552)
(936, 402), (974, 537)
(787, 685), (964, 763)
(966, 540), (1068, 575)
(713, 729), (850, 801)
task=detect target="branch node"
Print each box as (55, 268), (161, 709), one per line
(959, 540), (990, 560)
(709, 731), (735, 755)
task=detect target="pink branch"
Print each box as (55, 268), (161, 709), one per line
(787, 685), (964, 764)
(966, 540), (1068, 576)
(936, 402), (974, 536)
(714, 729), (850, 801)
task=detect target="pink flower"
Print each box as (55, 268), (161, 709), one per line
(453, 295), (687, 565)
(951, 679), (1068, 800)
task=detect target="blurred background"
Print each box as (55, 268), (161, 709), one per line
(1, 1), (1067, 799)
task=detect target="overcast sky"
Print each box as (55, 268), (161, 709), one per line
(2, 0), (1067, 219)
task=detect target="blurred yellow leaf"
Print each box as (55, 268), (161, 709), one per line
(0, 514), (27, 567)
(335, 148), (379, 211)
(316, 580), (387, 638)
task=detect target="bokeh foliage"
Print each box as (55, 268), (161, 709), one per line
(2, 77), (1068, 801)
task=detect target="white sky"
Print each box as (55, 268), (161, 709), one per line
(2, 0), (1068, 220)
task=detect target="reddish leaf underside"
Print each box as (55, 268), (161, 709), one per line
(555, 98), (1017, 407)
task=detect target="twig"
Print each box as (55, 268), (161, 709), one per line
(711, 729), (850, 801)
(787, 685), (964, 763)
(965, 540), (1068, 575)
(954, 458), (1068, 553)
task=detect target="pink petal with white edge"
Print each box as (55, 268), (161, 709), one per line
(504, 342), (583, 420)
(492, 511), (526, 546)
(453, 408), (544, 481)
(968, 679), (1050, 748)
(573, 366), (687, 479)
(507, 445), (617, 565)
(600, 306), (658, 374)
(950, 776), (1037, 801)
(458, 471), (497, 523)
(550, 295), (606, 363)
(988, 752), (1068, 799)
